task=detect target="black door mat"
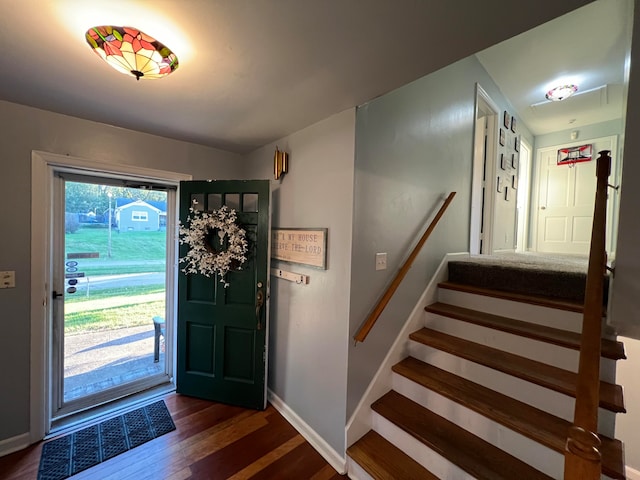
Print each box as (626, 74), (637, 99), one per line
(38, 400), (176, 480)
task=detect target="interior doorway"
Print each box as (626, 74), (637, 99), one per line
(470, 84), (499, 254)
(31, 151), (190, 438)
(515, 140), (532, 252)
(531, 136), (618, 255)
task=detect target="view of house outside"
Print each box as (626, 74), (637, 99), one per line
(63, 182), (168, 403)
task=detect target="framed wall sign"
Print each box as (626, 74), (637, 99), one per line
(557, 144), (593, 165)
(271, 228), (328, 269)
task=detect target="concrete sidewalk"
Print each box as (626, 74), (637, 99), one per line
(64, 325), (165, 402)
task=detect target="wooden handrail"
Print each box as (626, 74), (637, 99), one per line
(353, 192), (456, 344)
(564, 151), (611, 479)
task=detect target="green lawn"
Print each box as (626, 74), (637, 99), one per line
(66, 227), (166, 261)
(65, 227), (167, 276)
(65, 285), (166, 333)
(64, 228), (169, 333)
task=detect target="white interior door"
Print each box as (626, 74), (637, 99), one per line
(535, 136), (616, 254)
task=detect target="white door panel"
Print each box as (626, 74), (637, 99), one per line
(535, 137), (615, 255)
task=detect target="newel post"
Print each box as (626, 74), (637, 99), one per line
(563, 150), (611, 480)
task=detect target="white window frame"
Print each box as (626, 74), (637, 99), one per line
(30, 150), (191, 441)
(131, 210), (149, 222)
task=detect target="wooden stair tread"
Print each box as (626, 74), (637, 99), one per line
(372, 390), (553, 480)
(393, 356), (625, 480)
(438, 281), (585, 313)
(410, 327), (625, 413)
(347, 430), (438, 480)
(425, 301), (626, 360)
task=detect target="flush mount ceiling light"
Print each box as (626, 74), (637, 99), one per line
(85, 26), (179, 80)
(545, 84), (578, 102)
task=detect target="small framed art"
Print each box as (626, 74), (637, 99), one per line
(503, 111), (511, 128)
(499, 128), (505, 146)
(511, 116), (517, 133)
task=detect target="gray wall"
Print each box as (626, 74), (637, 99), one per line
(346, 55), (530, 416)
(0, 100), (242, 442)
(242, 109), (356, 454)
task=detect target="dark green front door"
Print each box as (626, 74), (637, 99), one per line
(177, 180), (269, 409)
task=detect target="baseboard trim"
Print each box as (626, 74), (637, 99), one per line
(0, 432), (30, 458)
(267, 389), (346, 474)
(627, 466), (640, 480)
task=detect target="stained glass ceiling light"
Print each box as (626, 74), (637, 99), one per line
(85, 26), (179, 80)
(545, 84), (578, 102)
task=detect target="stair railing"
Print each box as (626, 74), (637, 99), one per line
(564, 150), (612, 479)
(353, 192), (456, 344)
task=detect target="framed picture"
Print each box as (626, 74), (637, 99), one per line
(503, 111), (510, 128)
(505, 186), (510, 201)
(512, 174), (518, 190)
(499, 128), (505, 146)
(511, 153), (518, 169)
(500, 153), (507, 170)
(497, 176), (503, 193)
(514, 135), (520, 152)
(511, 116), (517, 133)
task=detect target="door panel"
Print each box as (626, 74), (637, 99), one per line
(177, 180), (269, 410)
(536, 138), (613, 254)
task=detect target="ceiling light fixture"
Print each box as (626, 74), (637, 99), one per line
(85, 26), (179, 80)
(545, 84), (578, 102)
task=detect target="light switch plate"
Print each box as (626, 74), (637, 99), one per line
(375, 253), (387, 271)
(0, 271), (16, 288)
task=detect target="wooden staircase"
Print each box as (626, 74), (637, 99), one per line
(347, 279), (627, 479)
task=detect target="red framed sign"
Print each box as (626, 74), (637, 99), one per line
(557, 144), (593, 165)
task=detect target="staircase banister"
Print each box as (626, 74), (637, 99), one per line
(353, 192), (456, 344)
(564, 150), (611, 479)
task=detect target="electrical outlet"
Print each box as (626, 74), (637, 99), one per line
(0, 271), (15, 289)
(375, 253), (387, 271)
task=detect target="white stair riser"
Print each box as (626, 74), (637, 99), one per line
(425, 312), (577, 372)
(392, 374), (562, 478)
(438, 288), (584, 332)
(372, 412), (475, 480)
(346, 458), (374, 480)
(408, 341), (616, 437)
(423, 313), (617, 382)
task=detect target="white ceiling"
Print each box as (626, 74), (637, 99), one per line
(0, 0), (628, 153)
(476, 0), (631, 137)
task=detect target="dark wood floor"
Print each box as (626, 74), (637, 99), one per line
(0, 394), (347, 480)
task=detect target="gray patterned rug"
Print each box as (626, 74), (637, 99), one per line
(37, 400), (175, 480)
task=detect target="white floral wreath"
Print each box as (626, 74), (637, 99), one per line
(179, 203), (248, 287)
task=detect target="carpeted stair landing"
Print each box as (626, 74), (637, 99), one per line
(447, 253), (609, 305)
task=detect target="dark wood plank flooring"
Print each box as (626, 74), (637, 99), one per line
(0, 393), (346, 480)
